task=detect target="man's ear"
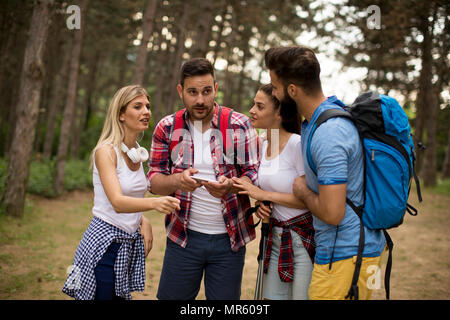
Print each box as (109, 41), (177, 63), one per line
(214, 81), (218, 98)
(177, 84), (183, 99)
(287, 84), (297, 99)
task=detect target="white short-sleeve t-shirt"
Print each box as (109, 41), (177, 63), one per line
(257, 133), (309, 221)
(187, 121), (227, 234)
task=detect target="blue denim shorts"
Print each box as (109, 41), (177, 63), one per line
(263, 227), (313, 300)
(157, 229), (246, 300)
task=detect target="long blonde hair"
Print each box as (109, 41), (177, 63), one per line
(91, 85), (150, 168)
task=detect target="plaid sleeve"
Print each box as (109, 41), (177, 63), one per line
(232, 112), (259, 184)
(147, 115), (172, 187)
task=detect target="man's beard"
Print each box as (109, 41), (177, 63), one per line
(280, 87), (298, 113)
(185, 100), (214, 121)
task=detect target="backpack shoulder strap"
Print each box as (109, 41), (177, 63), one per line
(169, 106), (234, 155)
(306, 108), (352, 175)
(168, 108), (186, 156)
(217, 106), (233, 154)
(315, 108), (351, 128)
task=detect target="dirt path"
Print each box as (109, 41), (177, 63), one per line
(0, 189), (448, 300)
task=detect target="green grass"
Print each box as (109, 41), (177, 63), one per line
(430, 179), (450, 196)
(0, 191), (94, 299)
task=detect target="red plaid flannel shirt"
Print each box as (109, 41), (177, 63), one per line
(264, 212), (316, 282)
(147, 104), (259, 252)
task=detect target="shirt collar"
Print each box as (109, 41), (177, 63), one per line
(306, 95), (344, 127)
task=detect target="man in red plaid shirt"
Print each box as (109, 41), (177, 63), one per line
(148, 58), (259, 300)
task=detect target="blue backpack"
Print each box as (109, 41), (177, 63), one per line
(306, 91), (422, 300)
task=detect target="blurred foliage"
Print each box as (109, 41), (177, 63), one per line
(0, 158), (92, 199)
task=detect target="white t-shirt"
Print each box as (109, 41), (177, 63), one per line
(257, 133), (309, 222)
(92, 145), (147, 234)
(187, 121), (227, 234)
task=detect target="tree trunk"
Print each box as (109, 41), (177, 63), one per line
(166, 1), (190, 113)
(223, 48), (234, 108)
(0, 0), (32, 157)
(71, 49), (100, 158)
(421, 87), (438, 186)
(414, 12), (433, 174)
(1, 19), (19, 157)
(439, 13), (450, 180)
(1, 0), (52, 217)
(151, 33), (167, 126)
(223, 3), (238, 108)
(117, 38), (130, 87)
(54, 0), (88, 194)
(420, 6), (439, 186)
(191, 1), (214, 58)
(34, 8), (61, 157)
(211, 5), (227, 67)
(33, 95), (46, 155)
(236, 35), (250, 112)
(132, 0), (158, 85)
(42, 41), (72, 159)
(442, 128), (450, 179)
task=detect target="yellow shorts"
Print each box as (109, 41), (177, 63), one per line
(308, 250), (385, 300)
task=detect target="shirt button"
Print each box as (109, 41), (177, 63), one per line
(226, 224), (230, 228)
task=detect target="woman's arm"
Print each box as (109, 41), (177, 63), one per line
(231, 176), (307, 209)
(140, 215), (153, 258)
(262, 190), (306, 209)
(95, 145), (180, 214)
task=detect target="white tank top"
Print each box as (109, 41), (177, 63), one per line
(187, 121), (227, 234)
(92, 145), (147, 234)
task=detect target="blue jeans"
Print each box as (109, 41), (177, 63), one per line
(263, 227), (313, 300)
(157, 229), (246, 300)
(94, 242), (124, 300)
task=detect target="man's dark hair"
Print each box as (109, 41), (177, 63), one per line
(259, 84), (300, 135)
(180, 58), (215, 86)
(264, 46), (322, 95)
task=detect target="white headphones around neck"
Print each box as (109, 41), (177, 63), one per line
(121, 142), (149, 163)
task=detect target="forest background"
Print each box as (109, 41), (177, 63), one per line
(0, 0), (449, 300)
(0, 0), (448, 214)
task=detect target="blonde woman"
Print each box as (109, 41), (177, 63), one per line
(63, 85), (180, 300)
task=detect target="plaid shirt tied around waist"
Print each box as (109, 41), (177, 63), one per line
(62, 217), (145, 300)
(264, 212), (316, 282)
(148, 104), (259, 252)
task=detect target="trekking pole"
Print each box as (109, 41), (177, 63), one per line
(254, 202), (271, 300)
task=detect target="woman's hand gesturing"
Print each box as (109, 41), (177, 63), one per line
(152, 196), (180, 214)
(231, 177), (266, 201)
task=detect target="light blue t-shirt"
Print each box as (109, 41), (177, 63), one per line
(301, 96), (385, 265)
